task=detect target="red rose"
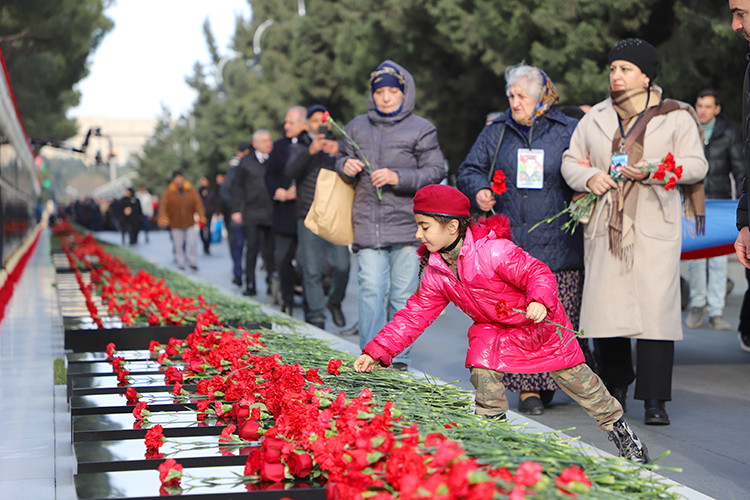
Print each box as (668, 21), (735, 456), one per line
(286, 451), (313, 478)
(260, 460), (286, 482)
(262, 436), (287, 463)
(239, 419), (262, 441)
(243, 448), (261, 476)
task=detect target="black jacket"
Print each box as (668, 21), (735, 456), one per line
(703, 114), (744, 199)
(738, 59), (750, 229)
(231, 153), (273, 226)
(265, 137), (297, 236)
(286, 139), (336, 219)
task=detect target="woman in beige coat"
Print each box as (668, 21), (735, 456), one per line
(561, 39), (707, 426)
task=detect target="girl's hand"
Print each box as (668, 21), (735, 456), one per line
(526, 302), (547, 323)
(354, 354), (379, 372)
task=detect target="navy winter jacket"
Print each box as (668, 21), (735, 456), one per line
(456, 108), (583, 272)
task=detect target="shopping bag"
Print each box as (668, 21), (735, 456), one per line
(211, 216), (223, 243)
(304, 168), (354, 246)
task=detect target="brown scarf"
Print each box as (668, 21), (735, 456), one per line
(608, 85), (705, 269)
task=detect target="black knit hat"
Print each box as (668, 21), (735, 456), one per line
(608, 38), (660, 83)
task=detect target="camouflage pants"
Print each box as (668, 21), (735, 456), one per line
(470, 363), (623, 431)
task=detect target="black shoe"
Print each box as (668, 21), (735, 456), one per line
(309, 320), (325, 330)
(539, 390), (555, 407)
(243, 287), (256, 297)
(608, 418), (650, 464)
(189, 265), (198, 271)
(644, 400), (670, 425)
(391, 362), (408, 371)
(607, 385), (628, 413)
(518, 395), (544, 415)
(281, 302), (293, 315)
(340, 322), (359, 335)
(232, 277), (242, 287)
(740, 332), (750, 353)
(326, 303), (346, 328)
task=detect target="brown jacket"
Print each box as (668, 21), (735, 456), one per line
(157, 180), (206, 229)
(561, 97), (707, 341)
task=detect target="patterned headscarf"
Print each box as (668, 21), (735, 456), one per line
(514, 69), (560, 126)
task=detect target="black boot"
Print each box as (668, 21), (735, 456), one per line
(607, 418), (650, 464)
(644, 399), (670, 425)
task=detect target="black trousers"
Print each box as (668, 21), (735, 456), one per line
(274, 233), (297, 306)
(244, 223), (274, 289)
(593, 337), (674, 401)
(739, 267), (750, 335)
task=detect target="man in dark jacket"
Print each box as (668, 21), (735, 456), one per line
(286, 104), (350, 329)
(731, 0), (750, 352)
(265, 106), (305, 314)
(231, 130), (274, 296)
(118, 187), (142, 246)
(223, 142), (252, 286)
(686, 90), (744, 330)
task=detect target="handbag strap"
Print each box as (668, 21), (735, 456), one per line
(487, 123), (507, 182)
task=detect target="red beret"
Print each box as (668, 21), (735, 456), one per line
(413, 184), (471, 219)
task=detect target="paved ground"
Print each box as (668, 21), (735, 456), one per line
(94, 227), (750, 500)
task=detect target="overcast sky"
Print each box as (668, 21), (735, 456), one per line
(69, 0), (250, 120)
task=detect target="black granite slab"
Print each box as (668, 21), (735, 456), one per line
(73, 412), (230, 442)
(67, 351), (153, 363)
(74, 466), (325, 499)
(71, 392), (200, 415)
(65, 325), (195, 352)
(74, 435), (259, 472)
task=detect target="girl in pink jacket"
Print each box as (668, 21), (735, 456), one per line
(354, 184), (649, 463)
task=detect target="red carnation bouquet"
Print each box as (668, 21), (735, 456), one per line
(491, 170), (507, 196)
(530, 152), (683, 234)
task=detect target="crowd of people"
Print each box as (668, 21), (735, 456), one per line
(61, 16), (750, 463)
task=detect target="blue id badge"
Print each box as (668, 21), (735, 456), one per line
(611, 153), (628, 180)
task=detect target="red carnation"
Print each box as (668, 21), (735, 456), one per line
(491, 170), (507, 196)
(495, 299), (514, 318)
(133, 401), (150, 420)
(664, 176), (677, 190)
(321, 111), (330, 124)
(327, 358), (343, 376)
(514, 460), (542, 487)
(555, 465), (591, 496)
(145, 424), (165, 452)
(158, 458), (183, 487)
(126, 386), (139, 405)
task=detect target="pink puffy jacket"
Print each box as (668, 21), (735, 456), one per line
(363, 215), (585, 373)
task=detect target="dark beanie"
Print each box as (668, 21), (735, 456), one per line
(608, 38), (660, 83)
(413, 185), (470, 219)
(306, 104), (328, 119)
(369, 63), (406, 93)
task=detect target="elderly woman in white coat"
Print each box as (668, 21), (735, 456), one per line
(561, 39), (707, 425)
